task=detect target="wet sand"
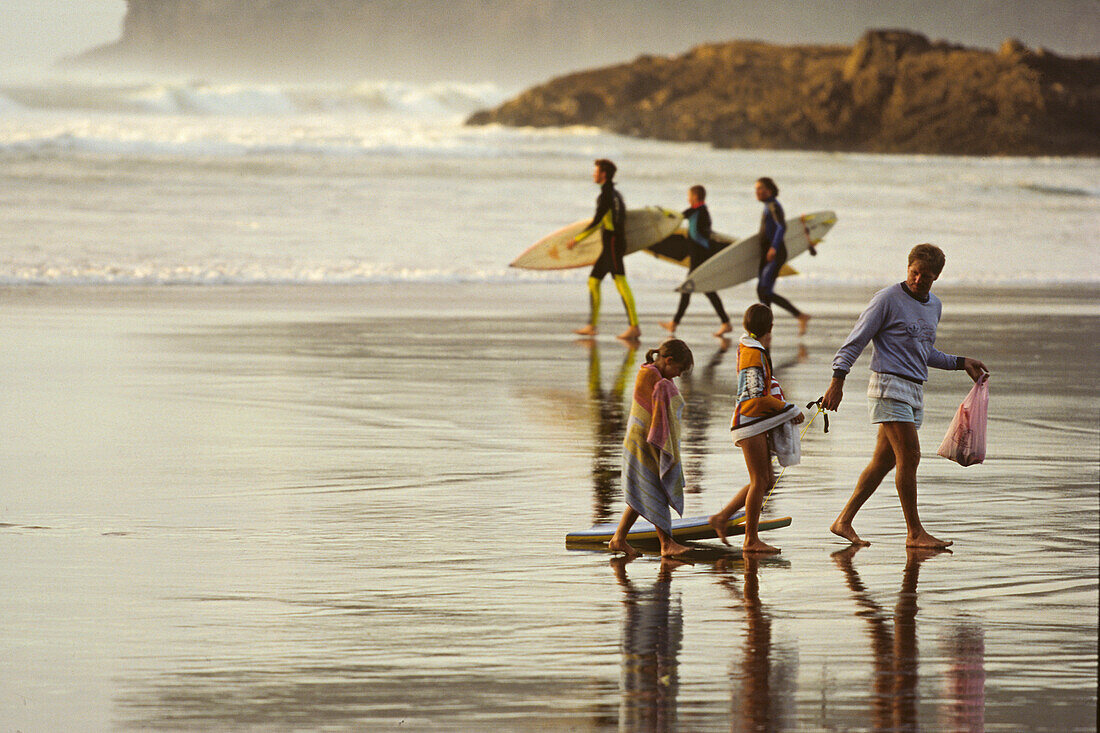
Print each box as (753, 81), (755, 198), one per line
(1, 282), (1097, 731)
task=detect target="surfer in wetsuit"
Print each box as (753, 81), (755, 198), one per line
(568, 159), (641, 341)
(755, 177), (811, 336)
(660, 185), (733, 338)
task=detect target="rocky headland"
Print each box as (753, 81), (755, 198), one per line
(468, 31), (1100, 156)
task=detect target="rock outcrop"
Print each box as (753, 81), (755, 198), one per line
(468, 31), (1100, 156)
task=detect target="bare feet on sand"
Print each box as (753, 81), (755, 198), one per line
(830, 518), (871, 546)
(713, 322), (733, 337)
(661, 539), (694, 558)
(659, 321), (677, 333)
(607, 536), (640, 557)
(574, 324), (597, 336)
(708, 514), (731, 546)
(742, 539), (781, 554)
(797, 313), (811, 336)
(618, 325), (642, 341)
(906, 530), (953, 549)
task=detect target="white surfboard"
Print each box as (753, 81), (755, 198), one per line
(676, 210), (837, 293)
(510, 206), (683, 270)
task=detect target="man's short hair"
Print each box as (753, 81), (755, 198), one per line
(689, 184), (706, 201)
(594, 158), (617, 180)
(908, 243), (946, 276)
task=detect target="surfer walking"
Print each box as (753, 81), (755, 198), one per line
(822, 244), (988, 548)
(568, 159), (642, 341)
(709, 304), (803, 554)
(755, 177), (811, 336)
(659, 185), (733, 338)
(608, 339), (694, 558)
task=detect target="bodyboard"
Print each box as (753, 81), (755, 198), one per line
(566, 510), (792, 545)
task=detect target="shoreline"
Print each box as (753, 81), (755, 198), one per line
(4, 280), (1097, 316)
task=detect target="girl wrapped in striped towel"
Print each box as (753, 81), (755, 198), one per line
(608, 339), (695, 558)
(710, 304), (804, 554)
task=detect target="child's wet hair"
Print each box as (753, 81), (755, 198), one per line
(645, 338), (694, 375)
(743, 303), (773, 339)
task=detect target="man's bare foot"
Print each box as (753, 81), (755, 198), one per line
(661, 539), (694, 558)
(713, 322), (733, 337)
(608, 536), (641, 556)
(618, 325), (641, 341)
(709, 514), (731, 546)
(797, 313), (811, 336)
(906, 530), (952, 549)
(742, 538), (781, 554)
(830, 518), (871, 546)
(659, 321), (677, 333)
(573, 324), (597, 336)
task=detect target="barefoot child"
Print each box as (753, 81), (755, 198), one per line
(608, 339), (695, 557)
(709, 305), (803, 554)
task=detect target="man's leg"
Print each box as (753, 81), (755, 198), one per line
(613, 274), (640, 340)
(831, 425), (897, 545)
(573, 276), (602, 335)
(575, 253), (609, 336)
(880, 422), (952, 548)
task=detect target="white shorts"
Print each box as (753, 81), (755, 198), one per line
(868, 396), (924, 429)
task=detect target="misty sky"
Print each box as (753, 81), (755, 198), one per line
(2, 0), (1098, 81)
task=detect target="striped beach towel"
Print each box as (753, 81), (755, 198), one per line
(730, 334), (800, 445)
(622, 363), (685, 535)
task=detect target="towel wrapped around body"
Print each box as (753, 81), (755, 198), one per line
(622, 363), (685, 535)
(730, 334), (803, 469)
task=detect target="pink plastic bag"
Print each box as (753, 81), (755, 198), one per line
(937, 375), (989, 466)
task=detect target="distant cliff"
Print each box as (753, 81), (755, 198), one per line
(63, 0), (808, 85)
(468, 31), (1100, 156)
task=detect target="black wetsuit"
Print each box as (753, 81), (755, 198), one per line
(672, 204), (729, 323)
(757, 197), (801, 317)
(584, 181), (627, 280)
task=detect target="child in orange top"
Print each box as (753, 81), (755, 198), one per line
(710, 304), (803, 553)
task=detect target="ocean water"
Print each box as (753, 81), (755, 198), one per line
(1, 79), (1098, 287)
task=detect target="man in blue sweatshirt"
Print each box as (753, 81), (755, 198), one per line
(821, 244), (988, 549)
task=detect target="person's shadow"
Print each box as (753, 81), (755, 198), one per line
(610, 555), (688, 730)
(831, 545), (982, 732)
(582, 340), (637, 524)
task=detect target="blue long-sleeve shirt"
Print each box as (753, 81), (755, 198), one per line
(832, 283), (963, 384)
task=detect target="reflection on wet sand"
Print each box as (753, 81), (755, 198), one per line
(715, 556), (797, 732)
(942, 624), (985, 733)
(678, 338), (732, 494)
(611, 555), (687, 730)
(832, 545), (985, 732)
(583, 341), (637, 523)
